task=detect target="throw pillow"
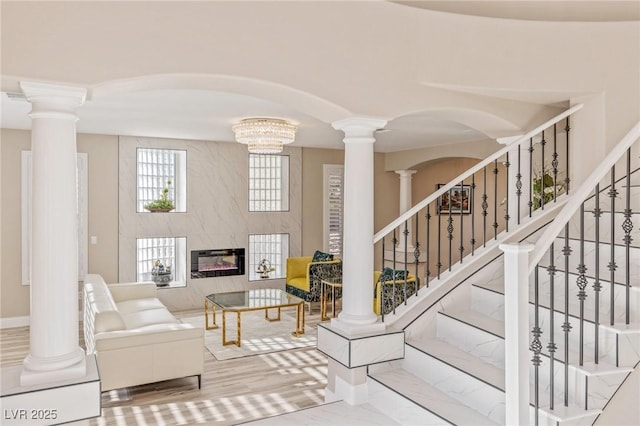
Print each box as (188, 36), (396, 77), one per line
(380, 267), (408, 281)
(312, 250), (334, 262)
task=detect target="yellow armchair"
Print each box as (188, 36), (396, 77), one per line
(373, 270), (418, 315)
(285, 255), (342, 303)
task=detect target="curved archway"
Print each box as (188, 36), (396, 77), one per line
(89, 73), (352, 124)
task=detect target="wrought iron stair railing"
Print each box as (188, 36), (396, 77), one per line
(373, 104), (584, 320)
(524, 122), (640, 424)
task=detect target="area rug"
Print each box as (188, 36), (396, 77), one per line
(181, 309), (321, 361)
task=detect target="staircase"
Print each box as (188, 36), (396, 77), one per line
(364, 119), (640, 424)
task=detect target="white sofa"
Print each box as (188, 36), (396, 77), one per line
(83, 274), (204, 391)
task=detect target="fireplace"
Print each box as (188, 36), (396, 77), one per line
(191, 248), (245, 278)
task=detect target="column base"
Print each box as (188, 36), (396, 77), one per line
(21, 347), (86, 387)
(331, 314), (384, 336)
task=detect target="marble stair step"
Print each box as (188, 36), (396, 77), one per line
(439, 308), (505, 338)
(369, 368), (499, 426)
(407, 337), (504, 391)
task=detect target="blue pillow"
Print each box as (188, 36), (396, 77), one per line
(312, 250), (334, 262)
(380, 267), (408, 281)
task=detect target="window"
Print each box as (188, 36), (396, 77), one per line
(137, 148), (187, 213)
(21, 151), (88, 285)
(323, 164), (344, 258)
(248, 233), (289, 281)
(248, 154), (289, 211)
(136, 237), (187, 288)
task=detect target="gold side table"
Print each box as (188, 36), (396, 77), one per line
(320, 279), (343, 321)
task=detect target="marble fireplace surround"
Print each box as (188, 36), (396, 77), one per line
(118, 136), (302, 311)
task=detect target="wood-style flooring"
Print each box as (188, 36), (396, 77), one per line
(0, 309), (328, 426)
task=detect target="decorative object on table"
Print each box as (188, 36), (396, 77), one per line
(532, 171), (565, 211)
(144, 180), (175, 212)
(151, 259), (172, 285)
(256, 258), (275, 278)
(437, 183), (472, 214)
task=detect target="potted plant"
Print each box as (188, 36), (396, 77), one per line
(532, 171), (564, 211)
(256, 258), (275, 279)
(144, 180), (175, 212)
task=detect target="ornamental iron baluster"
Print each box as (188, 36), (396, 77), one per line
(541, 130), (547, 210)
(529, 138), (534, 217)
(448, 188), (454, 271)
(593, 184), (602, 363)
(531, 267), (543, 426)
(547, 243), (558, 410)
(437, 203), (442, 279)
(471, 174), (477, 255)
(493, 160), (499, 239)
(608, 166), (618, 327)
(562, 224), (573, 407)
(414, 212), (420, 296)
(426, 206), (431, 287)
(392, 229), (397, 315)
(577, 202), (588, 366)
(516, 145), (522, 225)
(459, 181), (465, 263)
(552, 123), (559, 200)
(504, 153), (510, 232)
(623, 149), (633, 325)
(482, 167), (488, 247)
(403, 221), (409, 306)
(565, 117), (571, 194)
(381, 236), (386, 322)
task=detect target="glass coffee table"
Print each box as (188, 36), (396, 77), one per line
(204, 288), (305, 347)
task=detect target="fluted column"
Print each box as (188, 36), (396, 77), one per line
(20, 82), (87, 386)
(331, 117), (386, 334)
(394, 169), (417, 251)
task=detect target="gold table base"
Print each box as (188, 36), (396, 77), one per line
(320, 280), (343, 321)
(204, 298), (305, 347)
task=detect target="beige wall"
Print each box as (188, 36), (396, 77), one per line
(301, 148), (399, 263)
(0, 129), (119, 319)
(1, 129), (31, 318)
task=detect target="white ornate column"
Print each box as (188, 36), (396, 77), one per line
(20, 82), (87, 386)
(394, 169), (417, 251)
(331, 117), (387, 334)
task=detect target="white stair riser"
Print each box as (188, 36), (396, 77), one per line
(404, 345), (505, 424)
(367, 377), (452, 425)
(535, 270), (640, 324)
(436, 313), (504, 369)
(471, 286), (505, 321)
(581, 186), (640, 213)
(532, 351), (629, 410)
(568, 212), (640, 249)
(539, 240), (639, 286)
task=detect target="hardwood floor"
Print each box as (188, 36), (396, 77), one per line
(0, 310), (328, 426)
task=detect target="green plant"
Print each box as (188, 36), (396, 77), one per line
(144, 180), (175, 212)
(533, 172), (564, 210)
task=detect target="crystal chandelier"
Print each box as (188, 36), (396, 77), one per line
(232, 118), (297, 154)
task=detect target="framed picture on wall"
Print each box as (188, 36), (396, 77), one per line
(437, 184), (472, 214)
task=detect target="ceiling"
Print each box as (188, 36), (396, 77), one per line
(0, 88), (489, 153)
(392, 1), (640, 22)
(5, 1), (630, 152)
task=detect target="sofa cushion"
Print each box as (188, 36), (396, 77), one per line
(379, 267), (409, 282)
(120, 308), (179, 329)
(287, 277), (309, 292)
(312, 250), (334, 262)
(84, 275), (126, 333)
(116, 298), (167, 315)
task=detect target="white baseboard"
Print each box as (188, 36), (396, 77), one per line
(0, 316), (30, 329)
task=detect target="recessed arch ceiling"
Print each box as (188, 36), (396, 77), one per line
(391, 1), (640, 22)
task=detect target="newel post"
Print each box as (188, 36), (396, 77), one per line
(500, 243), (533, 426)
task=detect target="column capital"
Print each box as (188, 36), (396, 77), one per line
(332, 117), (387, 142)
(499, 242), (534, 254)
(20, 81), (86, 119)
(394, 169), (417, 178)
